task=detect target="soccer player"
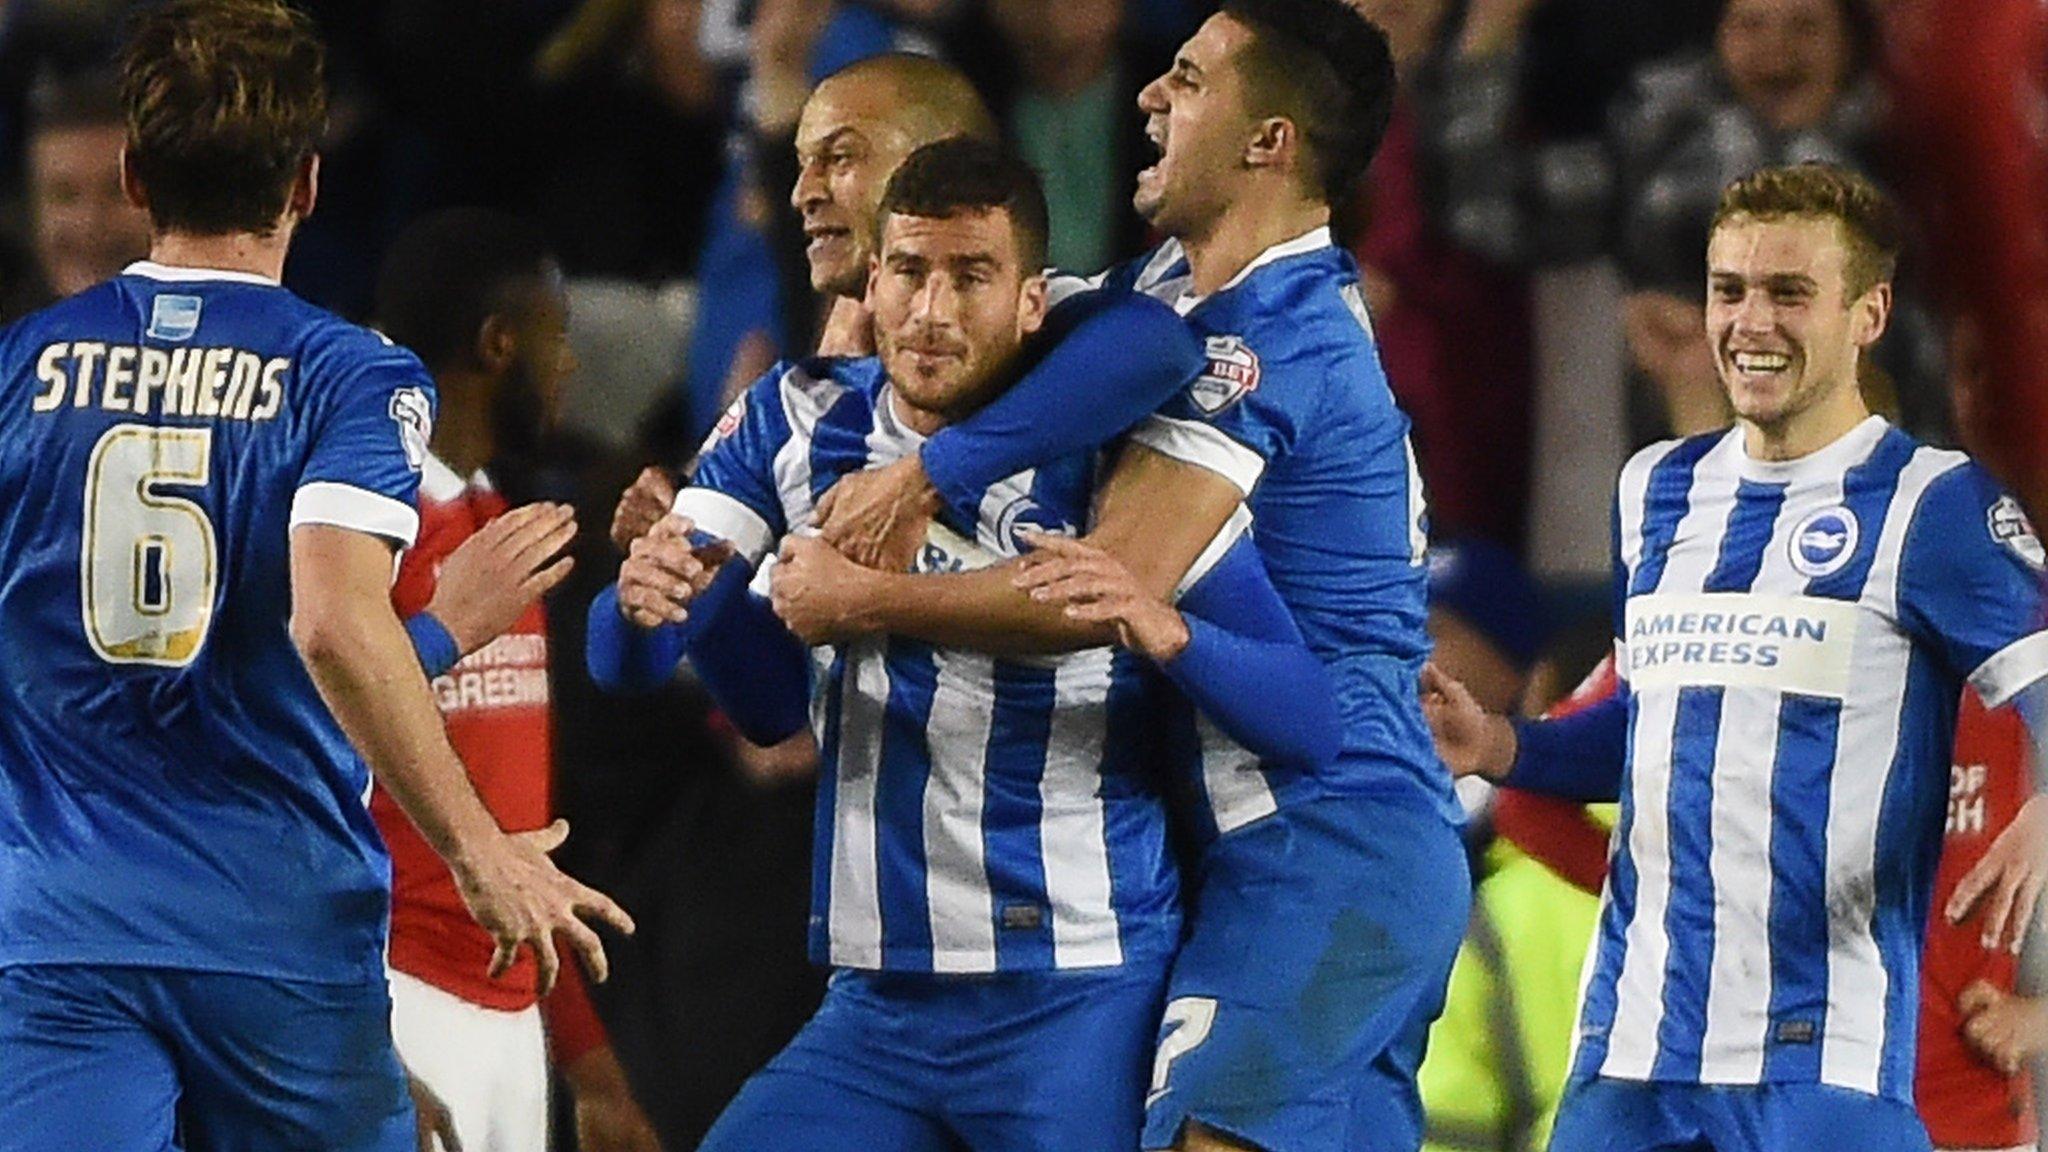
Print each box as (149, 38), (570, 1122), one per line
(0, 5), (630, 1151)
(608, 52), (999, 543)
(780, 5), (1466, 1149)
(592, 139), (1198, 1151)
(372, 209), (663, 1152)
(1423, 162), (2048, 1152)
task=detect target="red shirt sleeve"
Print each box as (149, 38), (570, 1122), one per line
(543, 953), (612, 1069)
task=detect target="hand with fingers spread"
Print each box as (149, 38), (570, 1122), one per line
(1420, 662), (1519, 780)
(427, 502), (578, 656)
(449, 818), (636, 997)
(1957, 979), (2048, 1075)
(770, 534), (882, 644)
(815, 456), (941, 572)
(615, 515), (738, 630)
(1012, 531), (1185, 660)
(1946, 793), (2048, 952)
(609, 466), (678, 552)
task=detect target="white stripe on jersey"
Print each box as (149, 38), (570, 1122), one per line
(1697, 464), (1847, 1082)
(827, 640), (889, 970)
(1605, 433), (1745, 1080)
(290, 481), (421, 546)
(923, 650), (999, 973)
(772, 363), (845, 534)
(1041, 651), (1123, 968)
(1196, 713), (1280, 836)
(1818, 446), (1962, 1092)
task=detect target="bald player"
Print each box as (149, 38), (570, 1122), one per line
(611, 54), (998, 546)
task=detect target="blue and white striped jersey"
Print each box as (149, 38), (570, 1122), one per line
(1582, 416), (2048, 1101)
(674, 356), (1180, 974)
(1057, 229), (1456, 844)
(0, 262), (433, 986)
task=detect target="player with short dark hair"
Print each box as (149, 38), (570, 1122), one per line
(1426, 161), (2048, 1152)
(0, 5), (630, 1150)
(786, 3), (1466, 1149)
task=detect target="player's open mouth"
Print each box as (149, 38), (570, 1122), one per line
(1729, 350), (1792, 376)
(806, 227), (852, 257)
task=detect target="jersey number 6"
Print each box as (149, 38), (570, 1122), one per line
(82, 424), (217, 667)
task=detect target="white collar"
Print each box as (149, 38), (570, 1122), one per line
(1173, 225), (1334, 315)
(122, 260), (281, 287)
(1732, 414), (1889, 483)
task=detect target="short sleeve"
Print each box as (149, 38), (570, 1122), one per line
(1126, 336), (1322, 497)
(674, 364), (796, 566)
(290, 331), (436, 547)
(1898, 463), (2048, 708)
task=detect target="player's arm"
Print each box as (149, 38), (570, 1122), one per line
(406, 502), (579, 677)
(1017, 530), (1340, 770)
(1422, 663), (1629, 801)
(773, 442), (1247, 655)
(814, 290), (1207, 569)
(291, 524), (632, 992)
(1893, 465), (2048, 951)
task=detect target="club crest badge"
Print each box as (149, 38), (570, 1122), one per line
(1188, 335), (1260, 416)
(1789, 506), (1859, 578)
(1989, 495), (2045, 568)
(388, 386), (432, 472)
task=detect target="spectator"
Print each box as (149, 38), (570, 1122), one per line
(1346, 0), (1537, 552)
(1417, 539), (1599, 1152)
(18, 69), (150, 309)
(951, 0), (1166, 271)
(1437, 0), (1950, 444)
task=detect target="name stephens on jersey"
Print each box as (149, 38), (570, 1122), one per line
(30, 341), (287, 422)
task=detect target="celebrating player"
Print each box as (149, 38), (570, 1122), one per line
(0, 5), (630, 1150)
(781, 4), (1464, 1149)
(1424, 162), (2048, 1152)
(593, 139), (1198, 1150)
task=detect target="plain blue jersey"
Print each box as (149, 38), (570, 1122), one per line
(676, 356), (1181, 974)
(0, 261), (435, 985)
(1106, 231), (1452, 839)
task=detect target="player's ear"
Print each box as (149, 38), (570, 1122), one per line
(1244, 116), (1292, 173)
(476, 313), (518, 373)
(287, 154), (319, 225)
(119, 148), (150, 215)
(1017, 273), (1048, 339)
(1851, 280), (1892, 349)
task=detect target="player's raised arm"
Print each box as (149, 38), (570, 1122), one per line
(291, 523), (633, 994)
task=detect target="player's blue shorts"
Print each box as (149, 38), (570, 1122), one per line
(1142, 790), (1469, 1152)
(0, 963), (414, 1152)
(701, 960), (1170, 1151)
(1548, 1076), (1934, 1152)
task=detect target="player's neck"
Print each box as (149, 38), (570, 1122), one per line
(432, 372), (497, 478)
(1182, 192), (1330, 296)
(146, 228), (292, 283)
(1741, 384), (1871, 463)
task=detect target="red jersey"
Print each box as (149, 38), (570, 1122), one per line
(373, 457), (553, 1011)
(1916, 689), (2037, 1150)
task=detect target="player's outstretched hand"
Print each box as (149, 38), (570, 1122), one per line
(816, 455), (939, 572)
(451, 818), (636, 997)
(609, 467), (677, 552)
(407, 1072), (463, 1152)
(770, 534), (882, 644)
(1420, 662), (1518, 780)
(1957, 980), (2048, 1074)
(1014, 531), (1186, 661)
(1947, 793), (2048, 952)
(616, 515), (736, 630)
(428, 502), (577, 656)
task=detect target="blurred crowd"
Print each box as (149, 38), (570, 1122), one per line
(0, 0), (2015, 1149)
